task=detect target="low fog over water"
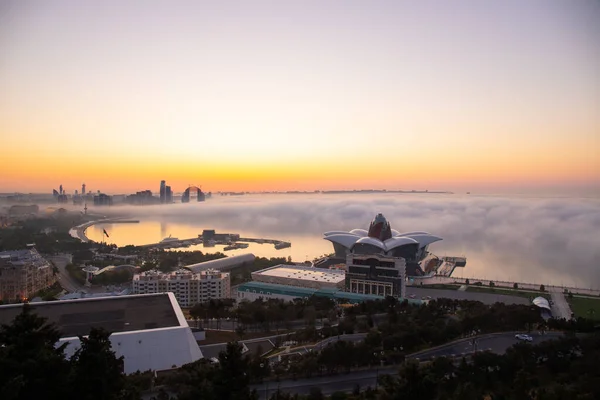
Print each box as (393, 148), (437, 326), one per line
(86, 194), (600, 289)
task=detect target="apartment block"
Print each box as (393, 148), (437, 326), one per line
(132, 268), (230, 307)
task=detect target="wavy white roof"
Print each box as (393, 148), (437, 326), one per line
(355, 236), (386, 250)
(323, 221), (442, 256)
(532, 296), (551, 311)
(324, 233), (364, 249)
(384, 237), (419, 250)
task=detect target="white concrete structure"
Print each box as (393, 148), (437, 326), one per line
(132, 268), (230, 307)
(324, 213), (442, 260)
(252, 264), (346, 289)
(185, 253), (255, 273)
(0, 293), (203, 374)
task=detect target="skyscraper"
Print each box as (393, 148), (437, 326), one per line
(166, 186), (173, 204)
(160, 180), (166, 204)
(82, 183), (86, 195)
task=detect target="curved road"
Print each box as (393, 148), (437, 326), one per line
(251, 331), (565, 399)
(47, 254), (83, 293)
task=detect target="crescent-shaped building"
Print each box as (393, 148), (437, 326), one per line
(323, 213), (443, 277)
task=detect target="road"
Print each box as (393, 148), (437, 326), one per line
(405, 287), (530, 305)
(251, 367), (398, 399)
(188, 318), (326, 332)
(47, 254), (83, 293)
(410, 331), (564, 360)
(417, 276), (600, 297)
(251, 332), (566, 399)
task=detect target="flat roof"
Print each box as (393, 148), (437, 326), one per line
(255, 265), (345, 284)
(0, 293), (181, 338)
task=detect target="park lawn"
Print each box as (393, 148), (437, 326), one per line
(567, 296), (600, 320)
(416, 284), (461, 290)
(465, 286), (548, 300)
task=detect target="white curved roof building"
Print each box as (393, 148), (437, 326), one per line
(185, 253), (255, 273)
(324, 213), (442, 259)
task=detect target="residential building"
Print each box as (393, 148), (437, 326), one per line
(132, 268), (230, 307)
(0, 248), (56, 302)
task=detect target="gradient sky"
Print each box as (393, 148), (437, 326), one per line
(1, 0), (599, 195)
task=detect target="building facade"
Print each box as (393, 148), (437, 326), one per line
(0, 248), (56, 302)
(132, 268), (230, 307)
(345, 253), (406, 298)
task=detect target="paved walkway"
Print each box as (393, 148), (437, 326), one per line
(549, 287), (572, 319)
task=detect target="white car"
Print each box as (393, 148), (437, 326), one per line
(515, 334), (533, 342)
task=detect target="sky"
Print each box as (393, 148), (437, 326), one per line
(1, 0), (599, 195)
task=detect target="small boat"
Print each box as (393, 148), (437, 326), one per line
(160, 235), (179, 243)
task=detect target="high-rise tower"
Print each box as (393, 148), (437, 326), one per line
(82, 183), (86, 195)
(160, 180), (166, 204)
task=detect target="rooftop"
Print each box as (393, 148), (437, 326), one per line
(0, 248), (48, 267)
(0, 293), (181, 338)
(254, 264), (345, 284)
(134, 268), (227, 281)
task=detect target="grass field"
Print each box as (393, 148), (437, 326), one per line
(567, 296), (600, 320)
(465, 286), (548, 300)
(415, 284), (460, 290)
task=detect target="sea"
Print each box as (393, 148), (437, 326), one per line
(83, 193), (600, 289)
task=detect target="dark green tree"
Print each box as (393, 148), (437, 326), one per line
(0, 304), (71, 400)
(69, 328), (126, 400)
(214, 342), (257, 400)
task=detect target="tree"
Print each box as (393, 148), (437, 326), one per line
(213, 342), (257, 400)
(540, 284), (545, 292)
(69, 328), (126, 400)
(0, 304), (71, 400)
(489, 281), (495, 287)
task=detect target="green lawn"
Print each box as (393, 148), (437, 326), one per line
(567, 296), (600, 320)
(415, 284), (460, 290)
(465, 286), (548, 300)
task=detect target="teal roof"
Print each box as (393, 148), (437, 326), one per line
(238, 281), (387, 304)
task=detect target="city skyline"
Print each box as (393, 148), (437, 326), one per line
(1, 1), (599, 196)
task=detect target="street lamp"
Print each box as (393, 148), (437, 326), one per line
(374, 351), (384, 390)
(260, 363), (268, 400)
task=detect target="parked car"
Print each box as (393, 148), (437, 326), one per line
(515, 334), (533, 342)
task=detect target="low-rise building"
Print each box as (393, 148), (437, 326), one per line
(251, 264), (346, 290)
(236, 281), (397, 304)
(0, 247), (56, 302)
(0, 293), (203, 373)
(132, 268), (230, 307)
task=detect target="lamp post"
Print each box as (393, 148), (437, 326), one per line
(374, 351), (384, 390)
(260, 363), (268, 400)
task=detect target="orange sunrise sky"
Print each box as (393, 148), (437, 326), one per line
(1, 1), (598, 195)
